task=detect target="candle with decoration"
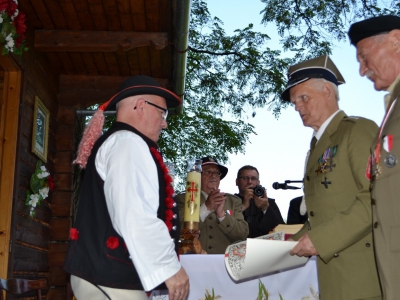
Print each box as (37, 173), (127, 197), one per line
(179, 158), (203, 254)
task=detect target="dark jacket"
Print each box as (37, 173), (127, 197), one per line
(235, 193), (285, 238)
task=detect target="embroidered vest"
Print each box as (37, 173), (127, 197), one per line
(64, 122), (180, 290)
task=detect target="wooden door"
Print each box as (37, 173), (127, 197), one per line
(0, 55), (21, 280)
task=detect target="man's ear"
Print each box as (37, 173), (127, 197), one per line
(235, 178), (239, 187)
(135, 98), (146, 114)
(389, 29), (400, 53)
(323, 82), (334, 101)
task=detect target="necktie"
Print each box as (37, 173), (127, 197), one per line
(310, 136), (317, 153)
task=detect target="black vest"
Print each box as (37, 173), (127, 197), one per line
(64, 122), (180, 290)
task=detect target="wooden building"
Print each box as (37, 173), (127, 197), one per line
(0, 0), (191, 298)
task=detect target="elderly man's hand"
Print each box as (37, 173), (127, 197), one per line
(205, 189), (226, 217)
(165, 267), (189, 300)
(290, 233), (318, 257)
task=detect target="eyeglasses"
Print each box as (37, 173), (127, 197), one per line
(238, 176), (259, 182)
(145, 100), (168, 120)
(133, 100), (169, 120)
(202, 171), (222, 177)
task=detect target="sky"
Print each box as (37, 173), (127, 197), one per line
(205, 0), (386, 220)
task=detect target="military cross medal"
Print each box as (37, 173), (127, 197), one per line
(321, 177), (331, 188)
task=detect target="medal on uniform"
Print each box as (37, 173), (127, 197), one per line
(373, 143), (382, 178)
(383, 134), (397, 168)
(316, 145), (337, 174)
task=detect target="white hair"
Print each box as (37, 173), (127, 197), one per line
(311, 78), (340, 101)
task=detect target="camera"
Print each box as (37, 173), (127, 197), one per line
(252, 185), (264, 197)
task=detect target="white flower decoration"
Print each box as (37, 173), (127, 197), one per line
(39, 187), (49, 199)
(29, 194), (39, 207)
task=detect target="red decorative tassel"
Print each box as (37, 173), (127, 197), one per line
(106, 236), (119, 249)
(74, 109), (105, 169)
(69, 228), (79, 240)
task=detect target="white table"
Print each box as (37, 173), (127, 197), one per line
(177, 254), (319, 300)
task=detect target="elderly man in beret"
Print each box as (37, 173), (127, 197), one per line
(348, 15), (400, 299)
(64, 75), (189, 300)
(175, 157), (249, 254)
(283, 55), (381, 300)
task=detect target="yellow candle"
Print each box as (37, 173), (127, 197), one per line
(183, 171), (201, 223)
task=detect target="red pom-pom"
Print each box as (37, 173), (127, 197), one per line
(165, 209), (174, 221)
(165, 220), (173, 231)
(166, 185), (174, 197)
(165, 197), (175, 209)
(69, 228), (79, 240)
(106, 236), (119, 249)
(164, 174), (173, 186)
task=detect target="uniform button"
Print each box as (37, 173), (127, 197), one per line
(227, 224), (230, 227)
(171, 238), (175, 242)
(371, 198), (375, 205)
(366, 243), (371, 247)
(208, 226), (213, 229)
(369, 184), (373, 192)
(334, 253), (339, 257)
(173, 214), (177, 219)
(310, 211), (315, 217)
(208, 216), (213, 220)
(209, 235), (213, 239)
(306, 176), (310, 181)
(208, 246), (212, 249)
(172, 226), (177, 231)
(374, 222), (379, 228)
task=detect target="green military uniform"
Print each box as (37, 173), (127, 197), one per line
(292, 111), (381, 300)
(370, 75), (400, 299)
(175, 192), (249, 254)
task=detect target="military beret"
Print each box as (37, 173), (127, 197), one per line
(281, 55), (345, 102)
(348, 15), (400, 46)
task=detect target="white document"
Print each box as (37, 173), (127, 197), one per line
(224, 231), (309, 281)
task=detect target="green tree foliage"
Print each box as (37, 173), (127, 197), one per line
(89, 0), (400, 189)
(260, 0), (400, 60)
(159, 0), (294, 189)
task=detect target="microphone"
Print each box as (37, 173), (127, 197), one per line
(272, 182), (301, 190)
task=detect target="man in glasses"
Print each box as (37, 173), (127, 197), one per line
(234, 165), (285, 238)
(176, 157), (248, 254)
(64, 75), (189, 300)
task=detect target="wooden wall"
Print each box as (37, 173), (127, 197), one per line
(6, 27), (61, 299)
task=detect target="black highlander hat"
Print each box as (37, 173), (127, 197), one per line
(103, 75), (182, 111)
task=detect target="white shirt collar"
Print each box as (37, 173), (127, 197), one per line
(314, 109), (341, 142)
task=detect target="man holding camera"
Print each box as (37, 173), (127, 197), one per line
(235, 165), (285, 238)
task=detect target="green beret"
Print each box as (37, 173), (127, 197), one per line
(348, 15), (400, 46)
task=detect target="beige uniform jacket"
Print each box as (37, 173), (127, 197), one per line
(370, 79), (400, 300)
(175, 192), (249, 254)
(292, 111), (381, 300)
